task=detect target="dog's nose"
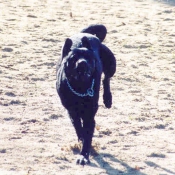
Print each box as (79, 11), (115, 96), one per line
(76, 59), (88, 71)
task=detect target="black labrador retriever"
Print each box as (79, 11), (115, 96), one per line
(56, 24), (116, 165)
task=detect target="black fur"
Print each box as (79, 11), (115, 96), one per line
(56, 24), (116, 165)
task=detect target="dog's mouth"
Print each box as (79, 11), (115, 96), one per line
(74, 59), (93, 82)
(74, 71), (91, 82)
(65, 57), (95, 82)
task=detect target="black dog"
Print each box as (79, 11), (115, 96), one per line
(56, 24), (116, 165)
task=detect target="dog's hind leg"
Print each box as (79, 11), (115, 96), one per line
(100, 44), (116, 108)
(103, 77), (112, 108)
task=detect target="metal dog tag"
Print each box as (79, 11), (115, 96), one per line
(87, 88), (94, 97)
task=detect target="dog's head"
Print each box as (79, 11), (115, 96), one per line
(62, 37), (96, 82)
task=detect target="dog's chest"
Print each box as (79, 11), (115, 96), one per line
(60, 85), (94, 108)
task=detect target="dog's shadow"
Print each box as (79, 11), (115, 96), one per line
(89, 153), (147, 175)
(154, 0), (175, 6)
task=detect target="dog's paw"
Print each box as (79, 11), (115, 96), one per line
(76, 155), (90, 166)
(103, 92), (112, 108)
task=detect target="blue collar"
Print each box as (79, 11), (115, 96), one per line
(66, 78), (95, 97)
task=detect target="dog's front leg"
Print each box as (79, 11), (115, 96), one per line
(76, 118), (95, 165)
(68, 110), (83, 141)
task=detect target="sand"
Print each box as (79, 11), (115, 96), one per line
(0, 0), (175, 174)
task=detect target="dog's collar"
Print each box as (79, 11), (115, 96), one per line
(66, 78), (95, 97)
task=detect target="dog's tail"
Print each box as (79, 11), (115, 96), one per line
(81, 24), (107, 42)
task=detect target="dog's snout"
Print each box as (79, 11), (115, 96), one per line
(75, 59), (91, 81)
(76, 59), (88, 71)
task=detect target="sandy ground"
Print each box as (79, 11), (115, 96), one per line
(0, 0), (175, 174)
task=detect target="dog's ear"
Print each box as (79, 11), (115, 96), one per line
(62, 38), (72, 58)
(82, 36), (92, 50)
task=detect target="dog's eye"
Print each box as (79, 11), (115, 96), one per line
(70, 54), (76, 59)
(70, 55), (76, 62)
(70, 55), (74, 58)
